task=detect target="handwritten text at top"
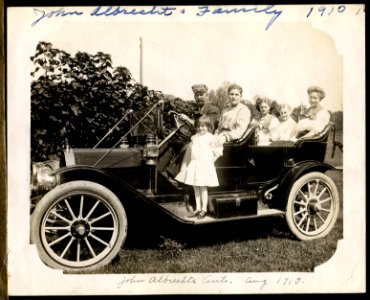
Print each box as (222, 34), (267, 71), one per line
(31, 5), (282, 30)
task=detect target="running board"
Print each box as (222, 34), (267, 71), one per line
(159, 202), (285, 225)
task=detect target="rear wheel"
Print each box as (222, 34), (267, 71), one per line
(286, 172), (339, 241)
(31, 180), (127, 272)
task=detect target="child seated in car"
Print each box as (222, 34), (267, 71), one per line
(273, 104), (297, 141)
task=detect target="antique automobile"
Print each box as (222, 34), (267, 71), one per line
(30, 100), (340, 272)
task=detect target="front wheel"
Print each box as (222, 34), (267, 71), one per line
(285, 172), (340, 241)
(31, 180), (128, 272)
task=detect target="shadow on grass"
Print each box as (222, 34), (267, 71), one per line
(124, 215), (293, 250)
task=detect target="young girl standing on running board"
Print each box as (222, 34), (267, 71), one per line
(175, 115), (222, 219)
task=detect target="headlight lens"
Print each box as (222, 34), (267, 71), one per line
(32, 162), (60, 190)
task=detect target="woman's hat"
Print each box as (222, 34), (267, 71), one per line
(307, 86), (325, 99)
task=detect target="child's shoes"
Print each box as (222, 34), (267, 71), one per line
(197, 210), (207, 219)
(189, 210), (200, 217)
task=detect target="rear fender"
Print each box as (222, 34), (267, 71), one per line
(275, 161), (335, 210)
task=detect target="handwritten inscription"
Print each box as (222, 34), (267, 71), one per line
(116, 275), (304, 290)
(31, 8), (83, 27)
(196, 5), (282, 31)
(202, 274), (232, 284)
(117, 276), (145, 288)
(245, 277), (268, 290)
(31, 4), (361, 29)
(30, 5), (282, 30)
(306, 5), (346, 18)
(90, 6), (176, 17)
(148, 275), (196, 284)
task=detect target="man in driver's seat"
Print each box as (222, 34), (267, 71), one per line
(179, 84), (220, 130)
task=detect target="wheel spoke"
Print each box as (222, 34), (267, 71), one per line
(317, 187), (327, 199)
(64, 199), (77, 220)
(78, 195), (84, 218)
(313, 216), (318, 230)
(307, 183), (312, 198)
(77, 240), (81, 262)
(48, 232), (71, 247)
(297, 212), (308, 227)
(313, 180), (319, 196)
(90, 211), (111, 224)
(294, 199), (306, 206)
(60, 237), (75, 258)
(319, 197), (332, 205)
(84, 200), (100, 220)
(84, 237), (96, 257)
(294, 208), (306, 216)
(45, 226), (70, 230)
(317, 212), (326, 223)
(50, 210), (72, 224)
(46, 218), (58, 224)
(320, 208), (332, 213)
(89, 233), (110, 247)
(299, 190), (308, 201)
(305, 216), (311, 232)
(91, 227), (115, 231)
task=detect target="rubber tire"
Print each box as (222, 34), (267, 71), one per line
(285, 172), (340, 241)
(31, 180), (127, 272)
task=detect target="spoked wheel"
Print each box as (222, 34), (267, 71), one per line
(31, 181), (127, 272)
(286, 172), (340, 241)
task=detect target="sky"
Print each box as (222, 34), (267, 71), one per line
(18, 6), (346, 111)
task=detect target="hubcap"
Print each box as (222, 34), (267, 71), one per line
(307, 199), (320, 215)
(71, 220), (90, 238)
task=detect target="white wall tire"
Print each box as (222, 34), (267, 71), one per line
(31, 180), (127, 272)
(286, 172), (340, 241)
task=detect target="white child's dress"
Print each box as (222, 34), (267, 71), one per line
(175, 132), (220, 187)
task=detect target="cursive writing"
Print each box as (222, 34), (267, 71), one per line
(149, 275), (196, 284)
(90, 6), (176, 17)
(31, 5), (283, 30)
(117, 276), (145, 288)
(31, 7), (83, 27)
(196, 5), (283, 30)
(202, 274), (232, 284)
(245, 277), (269, 290)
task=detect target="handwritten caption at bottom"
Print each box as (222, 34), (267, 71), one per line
(117, 274), (304, 290)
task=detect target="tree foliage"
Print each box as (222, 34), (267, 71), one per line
(31, 42), (165, 160)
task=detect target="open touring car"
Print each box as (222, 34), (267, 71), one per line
(30, 100), (340, 271)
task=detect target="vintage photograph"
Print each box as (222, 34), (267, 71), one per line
(6, 4), (365, 295)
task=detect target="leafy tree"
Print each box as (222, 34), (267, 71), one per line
(30, 42), (162, 160)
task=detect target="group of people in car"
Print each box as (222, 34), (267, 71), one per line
(170, 83), (330, 219)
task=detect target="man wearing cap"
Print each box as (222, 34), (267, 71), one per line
(179, 84), (220, 129)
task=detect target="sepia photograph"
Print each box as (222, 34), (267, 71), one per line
(5, 3), (365, 295)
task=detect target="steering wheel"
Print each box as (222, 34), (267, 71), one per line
(168, 111), (195, 138)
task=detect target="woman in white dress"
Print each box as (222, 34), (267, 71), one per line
(291, 86), (330, 141)
(175, 116), (222, 219)
(214, 84), (251, 145)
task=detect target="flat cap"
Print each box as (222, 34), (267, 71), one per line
(307, 86), (325, 99)
(191, 84), (208, 94)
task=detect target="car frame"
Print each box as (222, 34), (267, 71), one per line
(30, 100), (340, 272)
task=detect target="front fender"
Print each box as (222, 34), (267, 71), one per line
(52, 165), (146, 208)
(275, 160), (335, 210)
